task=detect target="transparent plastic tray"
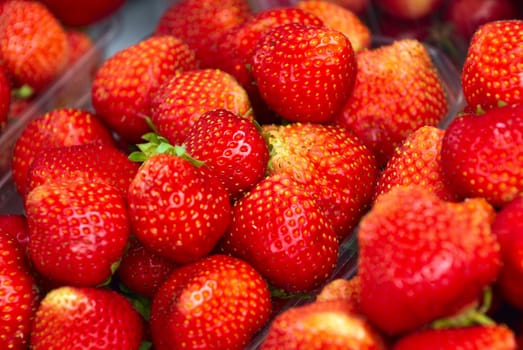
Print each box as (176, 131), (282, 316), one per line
(0, 15), (120, 214)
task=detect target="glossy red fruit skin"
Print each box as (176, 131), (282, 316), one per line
(39, 0), (126, 26)
(392, 325), (517, 350)
(374, 0), (444, 20)
(0, 214), (30, 258)
(30, 286), (144, 350)
(25, 179), (131, 287)
(150, 254), (272, 350)
(127, 153), (232, 264)
(0, 230), (39, 350)
(221, 173), (339, 293)
(92, 36), (198, 143)
(440, 104), (523, 208)
(252, 22), (357, 123)
(0, 64), (10, 130)
(461, 19), (523, 111)
(184, 109), (270, 200)
(358, 186), (501, 335)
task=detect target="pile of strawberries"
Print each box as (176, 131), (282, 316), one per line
(0, 0), (522, 349)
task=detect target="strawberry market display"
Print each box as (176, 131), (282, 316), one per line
(0, 0), (522, 349)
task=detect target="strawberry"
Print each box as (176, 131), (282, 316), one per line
(374, 125), (458, 202)
(117, 236), (177, 299)
(183, 108), (269, 200)
(0, 0), (69, 92)
(25, 178), (131, 287)
(491, 196), (523, 311)
(0, 63), (10, 131)
(0, 214), (30, 258)
(392, 324), (517, 350)
(213, 7), (323, 123)
(150, 254), (272, 350)
(220, 173), (339, 293)
(263, 122), (378, 239)
(150, 68), (253, 146)
(440, 103), (523, 208)
(358, 185), (501, 335)
(92, 35), (198, 143)
(11, 108), (114, 196)
(373, 0), (444, 20)
(260, 300), (387, 349)
(296, 0), (372, 52)
(316, 275), (360, 308)
(332, 39), (449, 167)
(65, 29), (96, 67)
(0, 229), (39, 350)
(252, 22), (356, 123)
(39, 0), (125, 26)
(154, 0), (252, 68)
(30, 286), (144, 349)
(26, 143), (139, 197)
(127, 138), (231, 264)
(461, 19), (523, 111)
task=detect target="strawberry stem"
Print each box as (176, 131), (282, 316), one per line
(12, 84), (34, 99)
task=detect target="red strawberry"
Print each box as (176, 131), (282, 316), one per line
(461, 19), (523, 111)
(65, 29), (96, 67)
(220, 173), (339, 293)
(25, 178), (131, 287)
(150, 254), (272, 350)
(26, 143), (139, 197)
(252, 22), (356, 123)
(316, 275), (360, 308)
(154, 0), (252, 68)
(150, 68), (253, 146)
(184, 108), (269, 200)
(30, 286), (144, 349)
(0, 0), (69, 91)
(0, 64), (11, 131)
(296, 0), (371, 52)
(0, 229), (39, 350)
(0, 214), (30, 258)
(39, 0), (125, 26)
(263, 122), (378, 239)
(440, 103), (523, 208)
(358, 185), (500, 335)
(393, 324), (517, 350)
(127, 138), (231, 264)
(374, 125), (458, 202)
(332, 39), (449, 167)
(260, 300), (387, 349)
(92, 35), (198, 143)
(491, 196), (523, 311)
(11, 108), (114, 196)
(117, 236), (178, 299)
(373, 0), (444, 20)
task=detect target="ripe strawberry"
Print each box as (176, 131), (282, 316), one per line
(373, 0), (444, 20)
(316, 275), (360, 308)
(440, 103), (523, 208)
(127, 139), (231, 264)
(26, 143), (139, 197)
(296, 0), (371, 52)
(150, 254), (272, 350)
(358, 185), (500, 335)
(184, 109), (269, 200)
(117, 236), (177, 299)
(39, 0), (126, 26)
(252, 22), (356, 123)
(213, 7), (323, 122)
(0, 63), (11, 131)
(65, 29), (96, 66)
(92, 36), (198, 143)
(0, 0), (69, 92)
(374, 125), (458, 202)
(0, 214), (30, 258)
(392, 324), (517, 350)
(461, 19), (523, 110)
(25, 178), (131, 287)
(150, 68), (252, 146)
(491, 196), (523, 311)
(154, 0), (252, 68)
(332, 39), (449, 167)
(263, 122), (378, 239)
(30, 286), (144, 349)
(0, 229), (39, 350)
(220, 173), (339, 293)
(260, 300), (387, 349)
(11, 108), (114, 196)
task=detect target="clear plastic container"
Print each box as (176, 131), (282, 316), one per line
(0, 15), (120, 214)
